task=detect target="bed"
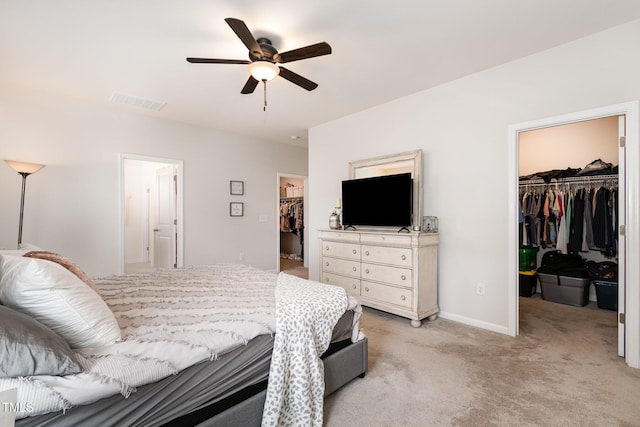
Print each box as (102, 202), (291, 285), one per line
(0, 251), (368, 426)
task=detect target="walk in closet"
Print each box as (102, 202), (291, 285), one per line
(279, 177), (304, 273)
(518, 116), (620, 320)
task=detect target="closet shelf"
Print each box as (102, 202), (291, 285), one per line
(519, 174), (618, 187)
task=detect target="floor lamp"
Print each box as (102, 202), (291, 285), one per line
(4, 160), (46, 247)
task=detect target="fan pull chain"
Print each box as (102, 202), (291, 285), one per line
(262, 79), (268, 111)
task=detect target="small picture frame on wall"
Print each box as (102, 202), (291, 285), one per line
(230, 202), (244, 217)
(230, 180), (244, 195)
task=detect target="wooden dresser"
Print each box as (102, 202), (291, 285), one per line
(319, 229), (439, 327)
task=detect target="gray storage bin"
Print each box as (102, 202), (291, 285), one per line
(538, 272), (590, 307)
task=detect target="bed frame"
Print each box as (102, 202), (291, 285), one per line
(198, 337), (368, 427)
(16, 337), (367, 426)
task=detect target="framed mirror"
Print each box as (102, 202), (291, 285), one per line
(349, 150), (423, 230)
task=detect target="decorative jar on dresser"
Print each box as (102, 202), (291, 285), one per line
(319, 229), (438, 327)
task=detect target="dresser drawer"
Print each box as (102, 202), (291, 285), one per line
(360, 233), (412, 247)
(318, 230), (360, 243)
(362, 281), (412, 309)
(322, 257), (360, 277)
(321, 272), (361, 295)
(322, 241), (361, 260)
(361, 263), (412, 288)
(361, 245), (412, 267)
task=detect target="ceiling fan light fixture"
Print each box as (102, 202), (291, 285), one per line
(248, 61), (280, 82)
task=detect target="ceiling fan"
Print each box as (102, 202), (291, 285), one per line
(187, 18), (332, 109)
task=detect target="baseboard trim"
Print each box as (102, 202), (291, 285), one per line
(438, 311), (509, 335)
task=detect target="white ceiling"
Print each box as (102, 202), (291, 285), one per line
(3, 1), (640, 146)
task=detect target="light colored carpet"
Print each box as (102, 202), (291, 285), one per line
(280, 258), (308, 279)
(324, 295), (640, 426)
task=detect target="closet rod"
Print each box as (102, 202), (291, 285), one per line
(280, 197), (304, 202)
(519, 174), (618, 187)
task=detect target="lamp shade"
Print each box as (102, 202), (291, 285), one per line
(248, 61), (280, 82)
(4, 160), (46, 174)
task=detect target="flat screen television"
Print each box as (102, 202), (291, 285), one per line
(341, 172), (413, 229)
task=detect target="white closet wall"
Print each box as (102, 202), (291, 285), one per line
(519, 116), (618, 176)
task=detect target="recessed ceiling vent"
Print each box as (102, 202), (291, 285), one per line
(110, 91), (166, 112)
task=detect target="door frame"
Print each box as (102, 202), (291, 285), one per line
(119, 153), (184, 275)
(276, 173), (308, 271)
(507, 101), (640, 369)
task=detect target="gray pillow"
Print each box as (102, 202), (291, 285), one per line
(0, 304), (82, 377)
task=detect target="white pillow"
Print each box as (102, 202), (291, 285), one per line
(0, 255), (121, 348)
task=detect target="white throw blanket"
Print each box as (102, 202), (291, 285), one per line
(261, 273), (350, 427)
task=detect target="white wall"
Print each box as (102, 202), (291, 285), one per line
(124, 159), (153, 264)
(0, 86), (308, 276)
(309, 20), (640, 331)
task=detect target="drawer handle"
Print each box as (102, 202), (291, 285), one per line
(325, 262), (330, 267)
(353, 249), (357, 254)
(352, 284), (357, 289)
(352, 267), (357, 272)
(325, 246), (329, 251)
(325, 278), (329, 283)
(401, 295), (406, 301)
(365, 287), (369, 292)
(365, 269), (370, 274)
(401, 255), (406, 261)
(401, 275), (406, 281)
(365, 251), (370, 256)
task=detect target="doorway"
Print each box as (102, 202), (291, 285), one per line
(120, 153), (184, 275)
(507, 101), (640, 369)
(277, 173), (307, 277)
(518, 117), (621, 351)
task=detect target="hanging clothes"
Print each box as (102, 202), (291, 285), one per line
(556, 190), (567, 254)
(280, 199), (304, 234)
(519, 176), (618, 258)
(568, 188), (585, 254)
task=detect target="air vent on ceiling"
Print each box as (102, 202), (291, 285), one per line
(110, 92), (166, 112)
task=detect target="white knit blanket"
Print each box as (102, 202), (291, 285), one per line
(261, 273), (350, 427)
(3, 264), (279, 419)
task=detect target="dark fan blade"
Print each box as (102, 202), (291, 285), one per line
(274, 42), (332, 63)
(224, 18), (264, 58)
(186, 58), (250, 64)
(241, 76), (259, 94)
(278, 67), (318, 91)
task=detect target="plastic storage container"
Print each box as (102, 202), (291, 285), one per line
(519, 246), (538, 271)
(538, 273), (590, 307)
(519, 270), (537, 297)
(593, 280), (618, 311)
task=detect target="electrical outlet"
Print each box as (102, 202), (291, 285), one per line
(239, 252), (245, 261)
(476, 282), (486, 296)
